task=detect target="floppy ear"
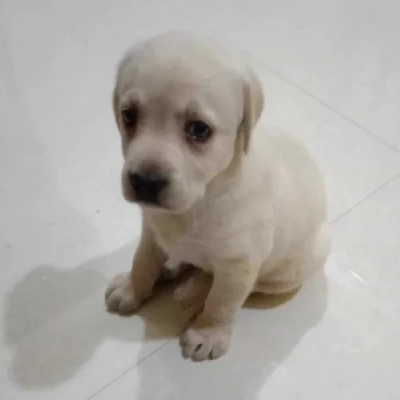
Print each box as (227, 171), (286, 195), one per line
(240, 66), (264, 153)
(112, 85), (120, 126)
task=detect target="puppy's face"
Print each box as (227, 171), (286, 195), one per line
(113, 35), (263, 213)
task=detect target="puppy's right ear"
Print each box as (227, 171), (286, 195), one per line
(112, 85), (120, 126)
(240, 66), (264, 153)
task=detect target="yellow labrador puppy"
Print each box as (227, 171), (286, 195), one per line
(106, 32), (329, 361)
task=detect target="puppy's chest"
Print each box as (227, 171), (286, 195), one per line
(150, 216), (187, 254)
(148, 212), (228, 271)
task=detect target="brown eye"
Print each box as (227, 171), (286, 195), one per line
(185, 120), (212, 143)
(121, 107), (138, 128)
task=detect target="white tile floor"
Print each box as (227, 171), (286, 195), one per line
(1, 1), (400, 399)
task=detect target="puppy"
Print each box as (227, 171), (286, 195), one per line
(105, 32), (329, 361)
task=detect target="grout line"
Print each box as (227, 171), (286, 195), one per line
(332, 172), (400, 224)
(86, 340), (172, 400)
(152, 7), (400, 155)
(252, 58), (400, 155)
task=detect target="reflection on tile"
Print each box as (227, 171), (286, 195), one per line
(332, 175), (400, 310)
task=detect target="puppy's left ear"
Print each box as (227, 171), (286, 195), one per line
(240, 66), (264, 153)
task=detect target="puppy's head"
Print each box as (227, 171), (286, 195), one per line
(113, 32), (263, 213)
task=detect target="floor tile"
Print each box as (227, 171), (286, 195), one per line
(332, 174), (400, 312)
(90, 272), (328, 400)
(169, 0), (400, 150)
(255, 64), (400, 220)
(0, 1), (203, 399)
(90, 257), (400, 400)
(91, 178), (400, 399)
(1, 1), (400, 399)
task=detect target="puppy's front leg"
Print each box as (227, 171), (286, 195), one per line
(105, 222), (165, 314)
(180, 261), (257, 361)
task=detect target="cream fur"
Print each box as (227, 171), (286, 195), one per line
(105, 31), (330, 361)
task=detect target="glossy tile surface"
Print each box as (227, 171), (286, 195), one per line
(1, 1), (399, 399)
(171, 0), (400, 150)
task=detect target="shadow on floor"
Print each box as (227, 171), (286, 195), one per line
(3, 243), (190, 389)
(4, 243), (328, 397)
(132, 270), (329, 400)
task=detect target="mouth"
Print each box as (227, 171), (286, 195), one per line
(125, 190), (171, 212)
(135, 191), (162, 206)
(136, 198), (165, 210)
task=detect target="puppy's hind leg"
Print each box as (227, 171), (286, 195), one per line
(255, 223), (330, 295)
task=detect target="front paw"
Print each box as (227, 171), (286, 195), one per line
(105, 273), (141, 315)
(180, 324), (232, 361)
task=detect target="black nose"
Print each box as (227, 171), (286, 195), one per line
(128, 168), (168, 204)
